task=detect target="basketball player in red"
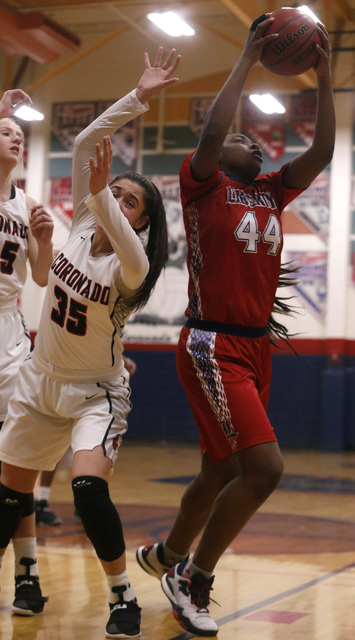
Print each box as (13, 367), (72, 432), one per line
(136, 16), (335, 636)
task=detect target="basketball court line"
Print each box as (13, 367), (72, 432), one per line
(167, 561), (355, 639)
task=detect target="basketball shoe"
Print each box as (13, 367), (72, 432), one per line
(136, 542), (188, 580)
(105, 584), (141, 638)
(161, 562), (218, 636)
(11, 558), (48, 616)
(35, 499), (62, 526)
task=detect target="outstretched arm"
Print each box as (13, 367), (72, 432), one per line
(190, 15), (277, 182)
(283, 23), (335, 189)
(86, 136), (149, 290)
(72, 47), (180, 227)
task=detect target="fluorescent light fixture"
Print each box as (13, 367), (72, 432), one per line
(14, 105), (44, 121)
(249, 94), (286, 115)
(297, 5), (319, 22)
(147, 11), (195, 37)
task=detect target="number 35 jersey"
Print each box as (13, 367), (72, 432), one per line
(180, 153), (304, 328)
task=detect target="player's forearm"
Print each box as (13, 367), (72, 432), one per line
(31, 242), (54, 287)
(311, 73), (335, 164)
(202, 56), (253, 140)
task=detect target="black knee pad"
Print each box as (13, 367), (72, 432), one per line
(0, 483), (33, 548)
(72, 476), (125, 562)
(22, 492), (35, 517)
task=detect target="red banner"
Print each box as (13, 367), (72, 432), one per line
(289, 94), (317, 145)
(50, 177), (73, 228)
(241, 97), (285, 162)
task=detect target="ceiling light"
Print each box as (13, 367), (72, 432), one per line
(14, 105), (45, 121)
(297, 5), (319, 22)
(147, 12), (195, 37)
(249, 94), (286, 115)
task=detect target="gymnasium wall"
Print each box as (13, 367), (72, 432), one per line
(19, 87), (355, 451)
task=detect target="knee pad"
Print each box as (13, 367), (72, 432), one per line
(0, 483), (33, 548)
(72, 476), (125, 562)
(22, 492), (35, 517)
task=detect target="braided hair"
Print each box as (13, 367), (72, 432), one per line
(267, 263), (300, 352)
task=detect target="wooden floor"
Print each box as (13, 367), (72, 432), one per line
(2, 442), (355, 639)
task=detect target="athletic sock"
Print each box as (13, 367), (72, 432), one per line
(162, 542), (188, 566)
(36, 487), (51, 502)
(12, 537), (38, 576)
(185, 559), (213, 579)
(106, 571), (136, 604)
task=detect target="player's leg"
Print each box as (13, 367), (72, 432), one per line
(35, 468), (62, 526)
(0, 463), (48, 616)
(161, 330), (282, 636)
(72, 446), (141, 638)
(136, 452), (238, 580)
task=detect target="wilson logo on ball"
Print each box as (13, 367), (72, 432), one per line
(270, 22), (312, 56)
(259, 7), (321, 76)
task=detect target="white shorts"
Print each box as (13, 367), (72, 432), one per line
(0, 356), (132, 471)
(0, 309), (31, 422)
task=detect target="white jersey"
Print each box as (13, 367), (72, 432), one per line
(32, 90), (149, 383)
(0, 185), (29, 311)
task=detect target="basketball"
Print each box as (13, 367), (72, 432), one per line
(259, 7), (321, 76)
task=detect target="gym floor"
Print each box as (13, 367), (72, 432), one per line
(2, 442), (355, 639)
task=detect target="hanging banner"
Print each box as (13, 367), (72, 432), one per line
(287, 172), (330, 241)
(189, 97), (214, 138)
(51, 101), (138, 165)
(50, 177), (73, 227)
(287, 251), (327, 322)
(289, 94), (316, 145)
(124, 174), (189, 344)
(241, 96), (285, 162)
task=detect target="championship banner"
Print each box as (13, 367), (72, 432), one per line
(241, 97), (285, 162)
(287, 172), (330, 240)
(189, 97), (214, 138)
(289, 94), (316, 145)
(287, 251), (327, 322)
(50, 177), (73, 227)
(51, 101), (138, 165)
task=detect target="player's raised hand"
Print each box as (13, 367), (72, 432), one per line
(136, 47), (181, 104)
(89, 136), (113, 196)
(0, 89), (32, 119)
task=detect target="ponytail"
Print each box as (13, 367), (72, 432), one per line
(267, 263), (300, 353)
(110, 172), (168, 313)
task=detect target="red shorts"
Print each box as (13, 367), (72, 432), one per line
(176, 326), (277, 463)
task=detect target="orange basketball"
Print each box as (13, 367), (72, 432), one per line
(259, 7), (321, 76)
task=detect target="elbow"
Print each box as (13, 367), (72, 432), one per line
(33, 274), (48, 288)
(125, 261), (149, 291)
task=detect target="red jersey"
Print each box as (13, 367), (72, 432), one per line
(180, 153), (304, 327)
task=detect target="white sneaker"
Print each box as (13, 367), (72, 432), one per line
(161, 562), (218, 636)
(136, 542), (187, 580)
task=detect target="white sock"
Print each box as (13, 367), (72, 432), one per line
(12, 537), (38, 576)
(162, 542), (188, 566)
(185, 559), (213, 580)
(106, 571), (136, 604)
(37, 487), (51, 502)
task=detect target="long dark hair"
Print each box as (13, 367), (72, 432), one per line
(267, 263), (300, 352)
(110, 171), (168, 313)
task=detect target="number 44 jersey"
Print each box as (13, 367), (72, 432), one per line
(180, 153), (304, 328)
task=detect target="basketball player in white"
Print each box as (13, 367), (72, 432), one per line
(0, 47), (180, 638)
(0, 88), (53, 615)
